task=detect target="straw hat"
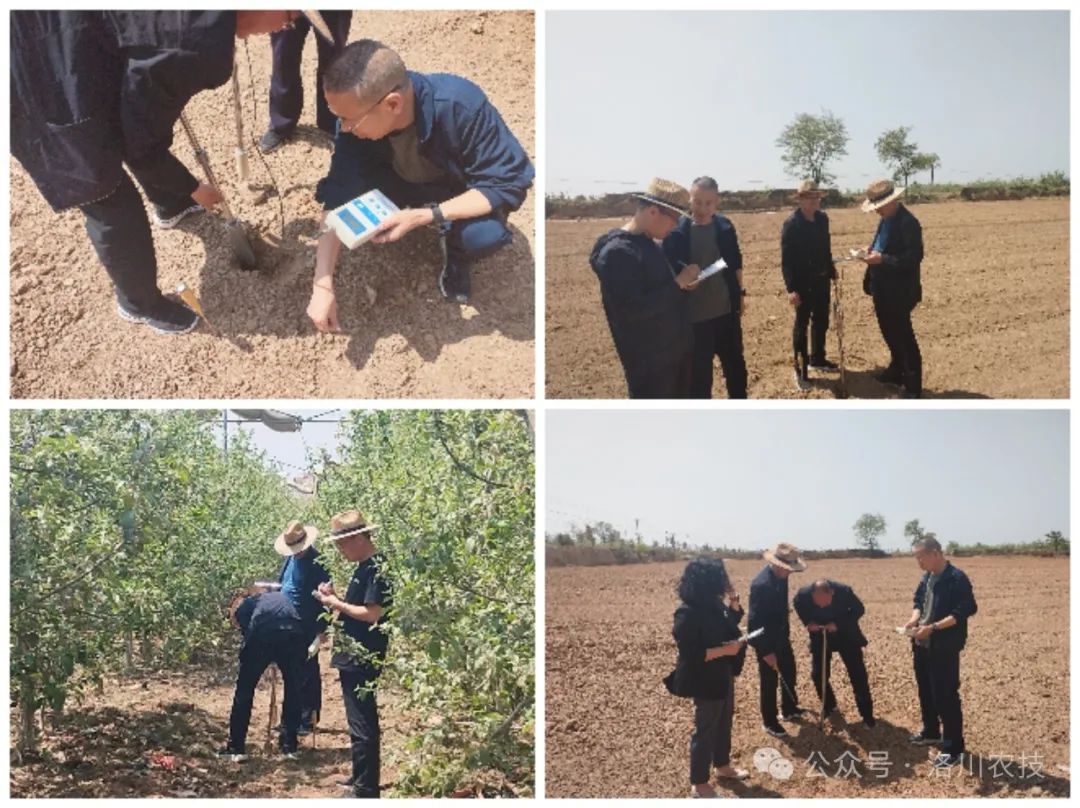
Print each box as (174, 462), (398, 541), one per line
(631, 178), (690, 217)
(327, 510), (379, 542)
(793, 179), (830, 200)
(861, 179), (906, 213)
(763, 542), (808, 572)
(274, 520), (319, 557)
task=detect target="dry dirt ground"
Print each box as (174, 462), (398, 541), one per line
(10, 11), (535, 399)
(546, 199), (1068, 399)
(546, 556), (1070, 798)
(10, 654), (414, 798)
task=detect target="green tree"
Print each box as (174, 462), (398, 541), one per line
(912, 152), (941, 184)
(776, 110), (849, 186)
(1045, 530), (1069, 554)
(853, 513), (887, 551)
(904, 518), (937, 545)
(875, 126), (935, 187)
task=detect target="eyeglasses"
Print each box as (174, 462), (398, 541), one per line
(339, 86), (402, 134)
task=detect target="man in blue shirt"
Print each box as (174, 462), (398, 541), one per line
(313, 510), (393, 798)
(859, 179), (924, 398)
(311, 39), (534, 327)
(275, 520), (331, 734)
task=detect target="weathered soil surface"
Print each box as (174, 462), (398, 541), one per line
(546, 556), (1069, 797)
(546, 199), (1068, 399)
(10, 11), (535, 399)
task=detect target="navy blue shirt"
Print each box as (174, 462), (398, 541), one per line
(332, 555), (393, 672)
(234, 591), (303, 647)
(315, 71), (534, 214)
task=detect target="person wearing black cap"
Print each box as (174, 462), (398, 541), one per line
(858, 178), (924, 398)
(275, 520), (331, 735)
(219, 585), (308, 761)
(313, 510), (392, 798)
(793, 579), (876, 727)
(260, 11), (353, 152)
(589, 177), (701, 399)
(10, 11), (332, 335)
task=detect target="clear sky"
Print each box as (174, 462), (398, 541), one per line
(218, 409), (347, 479)
(547, 10), (1069, 194)
(546, 410), (1069, 551)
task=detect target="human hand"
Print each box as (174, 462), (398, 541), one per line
(807, 623), (822, 633)
(863, 251), (884, 266)
(370, 208), (433, 244)
(763, 653), (778, 670)
(191, 183), (223, 211)
(307, 284), (340, 332)
(675, 263), (701, 290)
(788, 291), (801, 308)
(912, 625), (933, 642)
(825, 623), (838, 633)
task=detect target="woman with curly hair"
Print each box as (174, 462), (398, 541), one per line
(664, 556), (750, 797)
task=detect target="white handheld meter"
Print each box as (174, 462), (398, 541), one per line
(326, 190), (401, 249)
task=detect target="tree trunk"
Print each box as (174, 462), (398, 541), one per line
(125, 630), (134, 674)
(930, 165), (936, 184)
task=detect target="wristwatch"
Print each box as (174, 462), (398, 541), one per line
(426, 202), (446, 225)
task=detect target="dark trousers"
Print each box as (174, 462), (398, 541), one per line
(228, 629), (306, 752)
(757, 641), (799, 724)
(340, 667), (381, 798)
(873, 294), (922, 395)
(793, 278), (831, 362)
(626, 349), (692, 399)
(808, 636), (874, 721)
(913, 643), (964, 754)
(81, 173), (175, 312)
(689, 674), (735, 785)
(269, 11), (353, 135)
(299, 638), (322, 726)
(690, 312), (748, 399)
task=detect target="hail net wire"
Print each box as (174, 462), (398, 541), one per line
(242, 38), (286, 241)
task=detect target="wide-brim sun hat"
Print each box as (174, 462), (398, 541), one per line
(630, 177), (690, 217)
(763, 542), (808, 572)
(861, 179), (906, 213)
(274, 520), (319, 556)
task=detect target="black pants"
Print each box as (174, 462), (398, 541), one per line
(757, 642), (799, 724)
(80, 171), (194, 312)
(913, 643), (964, 754)
(873, 294), (922, 395)
(626, 350), (692, 399)
(299, 631), (322, 726)
(228, 628), (306, 752)
(268, 11), (353, 135)
(808, 635), (874, 721)
(690, 313), (748, 399)
(689, 674), (735, 785)
(340, 667), (381, 798)
(793, 278), (831, 363)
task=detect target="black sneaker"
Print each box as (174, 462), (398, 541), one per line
(809, 358), (840, 371)
(909, 732), (942, 746)
(154, 202), (204, 229)
(215, 745), (248, 762)
(780, 707), (808, 721)
(259, 127), (291, 153)
(762, 723), (789, 738)
(280, 746), (300, 761)
(439, 259), (471, 304)
(875, 368), (903, 386)
(336, 777), (356, 789)
(900, 386), (922, 399)
(117, 296), (199, 335)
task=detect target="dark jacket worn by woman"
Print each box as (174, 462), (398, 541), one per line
(664, 601), (745, 700)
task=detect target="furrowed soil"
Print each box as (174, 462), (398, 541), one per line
(546, 556), (1069, 797)
(10, 11), (535, 399)
(545, 199), (1068, 399)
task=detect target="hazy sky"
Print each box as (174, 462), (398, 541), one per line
(547, 10), (1069, 194)
(219, 409), (347, 479)
(546, 410), (1069, 550)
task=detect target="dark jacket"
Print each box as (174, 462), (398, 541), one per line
(793, 581), (869, 650)
(315, 71), (534, 213)
(864, 204), (923, 308)
(747, 565), (792, 656)
(10, 11), (237, 211)
(664, 601), (745, 700)
(277, 547), (332, 637)
(661, 215), (744, 316)
(913, 561), (977, 653)
(780, 208), (836, 293)
(233, 591), (304, 648)
(589, 228), (693, 382)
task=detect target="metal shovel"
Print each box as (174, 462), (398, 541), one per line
(178, 111), (257, 269)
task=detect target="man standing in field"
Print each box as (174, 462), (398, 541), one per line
(661, 176), (749, 399)
(590, 178), (701, 398)
(275, 520), (332, 735)
(748, 543), (809, 737)
(793, 579), (876, 727)
(781, 180), (839, 391)
(859, 179), (924, 398)
(311, 39), (534, 324)
(902, 537), (977, 768)
(313, 510), (392, 798)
